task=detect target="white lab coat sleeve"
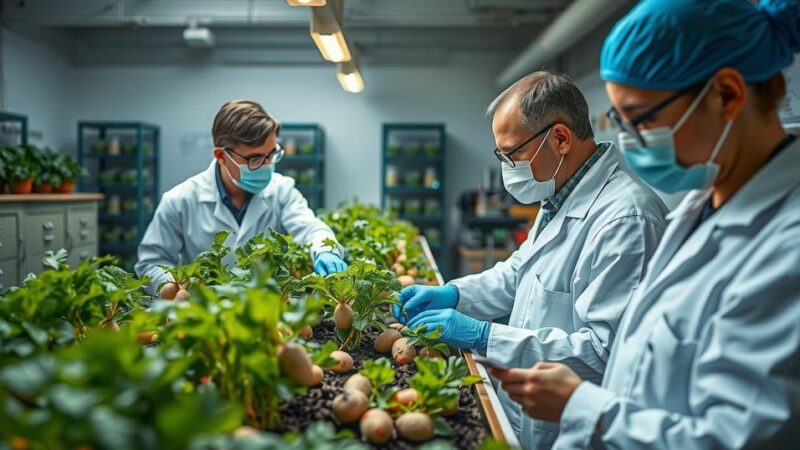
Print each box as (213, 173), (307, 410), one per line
(134, 192), (184, 295)
(554, 222), (800, 450)
(278, 184), (341, 260)
(486, 216), (664, 382)
(450, 237), (531, 320)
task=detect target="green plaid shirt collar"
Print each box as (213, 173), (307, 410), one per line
(538, 142), (610, 233)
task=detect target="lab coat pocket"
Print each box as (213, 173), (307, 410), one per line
(524, 274), (573, 331)
(635, 314), (696, 413)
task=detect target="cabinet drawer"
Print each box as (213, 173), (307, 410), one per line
(0, 259), (19, 292)
(68, 244), (96, 268)
(67, 207), (97, 248)
(22, 209), (65, 255)
(0, 214), (18, 259)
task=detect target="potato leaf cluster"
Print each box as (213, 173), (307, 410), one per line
(0, 251), (149, 362)
(0, 331), (242, 450)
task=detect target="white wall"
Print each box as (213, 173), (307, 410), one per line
(1, 28), (76, 150)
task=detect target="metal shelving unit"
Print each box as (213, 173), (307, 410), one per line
(279, 124), (325, 210)
(77, 121), (160, 271)
(0, 111), (29, 146)
(381, 123), (446, 269)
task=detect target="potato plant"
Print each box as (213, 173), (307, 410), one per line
(158, 231), (237, 298)
(402, 324), (452, 359)
(235, 229), (314, 288)
(129, 268), (336, 431)
(0, 331), (242, 450)
(308, 261), (399, 351)
(0, 250), (149, 362)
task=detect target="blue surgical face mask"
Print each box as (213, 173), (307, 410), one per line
(619, 78), (733, 193)
(223, 152), (274, 194)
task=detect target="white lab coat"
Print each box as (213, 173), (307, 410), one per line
(554, 138), (800, 450)
(135, 161), (340, 294)
(450, 143), (668, 450)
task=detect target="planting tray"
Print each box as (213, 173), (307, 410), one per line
(417, 237), (519, 448)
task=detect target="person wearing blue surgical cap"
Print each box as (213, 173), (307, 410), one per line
(489, 0), (800, 449)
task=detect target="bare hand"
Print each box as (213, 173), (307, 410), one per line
(490, 362), (582, 422)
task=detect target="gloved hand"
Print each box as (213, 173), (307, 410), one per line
(406, 308), (490, 351)
(314, 252), (348, 276)
(392, 284), (459, 324)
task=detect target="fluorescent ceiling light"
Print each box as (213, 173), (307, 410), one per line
(286, 0), (326, 6)
(310, 0), (351, 62)
(337, 52), (364, 93)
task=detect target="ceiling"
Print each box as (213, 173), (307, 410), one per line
(1, 0), (571, 65)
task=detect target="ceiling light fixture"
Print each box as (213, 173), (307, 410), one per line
(310, 0), (351, 63)
(286, 0), (326, 6)
(337, 48), (364, 93)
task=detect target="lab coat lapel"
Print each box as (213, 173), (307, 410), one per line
(198, 161), (240, 232)
(517, 146), (618, 269)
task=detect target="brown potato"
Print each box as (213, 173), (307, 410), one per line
(391, 263), (406, 276)
(174, 289), (191, 301)
(392, 337), (416, 365)
(309, 365), (324, 387)
(329, 350), (354, 373)
(332, 390), (369, 423)
(233, 426), (260, 439)
(343, 373), (372, 396)
(389, 322), (406, 332)
(397, 275), (415, 288)
(334, 303), (353, 330)
(389, 388), (420, 413)
(419, 347), (445, 359)
(406, 268), (419, 278)
(159, 282), (180, 300)
(278, 343), (314, 386)
(298, 324), (313, 340)
(395, 412), (435, 442)
(374, 328), (402, 353)
(360, 408), (396, 444)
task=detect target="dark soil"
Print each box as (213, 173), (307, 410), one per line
(279, 322), (488, 449)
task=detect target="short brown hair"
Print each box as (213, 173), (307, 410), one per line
(212, 100), (281, 148)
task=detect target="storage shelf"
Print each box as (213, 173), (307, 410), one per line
(280, 124), (325, 210)
(382, 123), (447, 276)
(82, 154), (157, 164)
(384, 186), (441, 194)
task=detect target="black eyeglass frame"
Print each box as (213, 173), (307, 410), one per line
(605, 84), (701, 147)
(223, 143), (285, 170)
(493, 122), (557, 168)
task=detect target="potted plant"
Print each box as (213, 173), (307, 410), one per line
(6, 146), (36, 194)
(32, 147), (59, 193)
(0, 148), (8, 194)
(54, 152), (81, 193)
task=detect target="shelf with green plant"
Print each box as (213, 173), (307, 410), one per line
(0, 145), (82, 194)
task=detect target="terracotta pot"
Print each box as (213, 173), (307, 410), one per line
(56, 180), (76, 193)
(10, 179), (33, 194)
(33, 182), (53, 193)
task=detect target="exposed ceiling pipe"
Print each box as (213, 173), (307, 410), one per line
(495, 0), (631, 88)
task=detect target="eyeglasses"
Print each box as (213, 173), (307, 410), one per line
(606, 84), (698, 147)
(224, 143), (285, 170)
(493, 123), (556, 168)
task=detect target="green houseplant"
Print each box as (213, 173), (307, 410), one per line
(5, 146), (36, 194)
(53, 151), (81, 193)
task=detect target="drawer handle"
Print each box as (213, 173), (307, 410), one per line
(80, 218), (88, 226)
(43, 234), (54, 243)
(80, 251), (90, 260)
(43, 222), (54, 231)
(80, 230), (90, 239)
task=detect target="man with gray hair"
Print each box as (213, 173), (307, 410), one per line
(394, 71), (668, 449)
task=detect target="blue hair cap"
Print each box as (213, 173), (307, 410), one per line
(600, 0), (800, 90)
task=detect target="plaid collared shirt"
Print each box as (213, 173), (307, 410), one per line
(537, 142), (610, 235)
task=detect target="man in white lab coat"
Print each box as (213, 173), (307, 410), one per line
(393, 72), (668, 449)
(136, 100), (346, 294)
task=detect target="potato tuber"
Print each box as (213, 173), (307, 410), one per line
(392, 337), (416, 364)
(374, 328), (402, 353)
(329, 350), (354, 373)
(395, 412), (435, 442)
(360, 408), (396, 444)
(343, 373), (372, 397)
(332, 390), (369, 424)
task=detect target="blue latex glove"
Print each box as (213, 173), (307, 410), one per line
(406, 308), (490, 351)
(392, 284), (459, 324)
(314, 252), (348, 276)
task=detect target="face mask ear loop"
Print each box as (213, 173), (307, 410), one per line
(551, 154), (565, 181)
(708, 119), (734, 164)
(672, 77), (715, 134)
(527, 127), (552, 165)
